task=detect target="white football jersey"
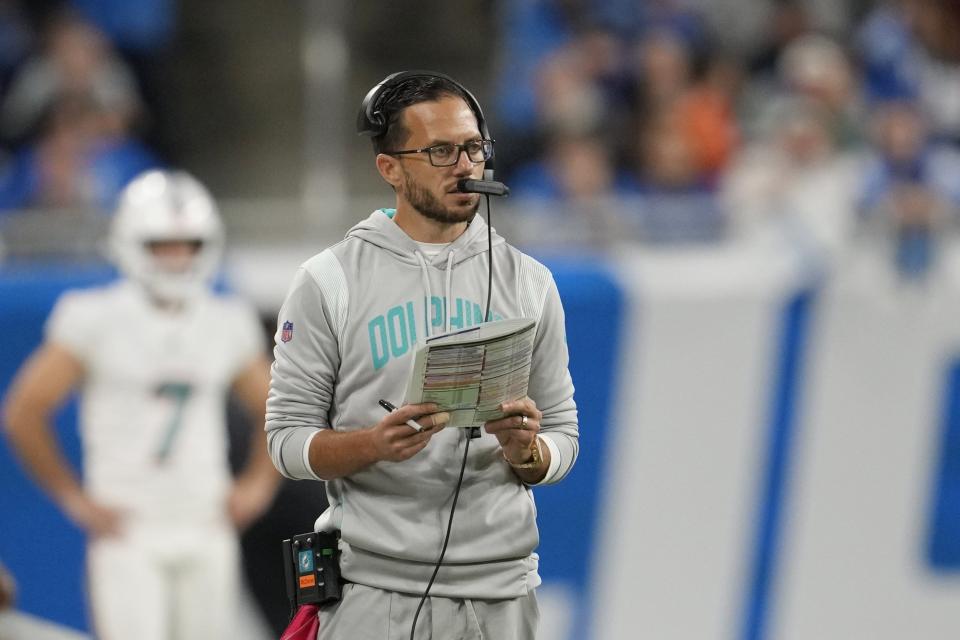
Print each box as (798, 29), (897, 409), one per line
(46, 281), (264, 524)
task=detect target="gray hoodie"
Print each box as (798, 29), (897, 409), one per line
(266, 209), (578, 598)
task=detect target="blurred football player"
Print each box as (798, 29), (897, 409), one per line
(2, 169), (279, 640)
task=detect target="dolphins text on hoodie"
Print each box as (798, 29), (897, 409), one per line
(266, 209), (579, 598)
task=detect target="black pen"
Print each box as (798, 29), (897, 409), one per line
(378, 399), (423, 432)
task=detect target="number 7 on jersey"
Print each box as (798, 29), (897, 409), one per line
(154, 382), (193, 463)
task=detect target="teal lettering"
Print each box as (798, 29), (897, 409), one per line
(402, 297), (499, 335)
(431, 296), (444, 329)
(368, 316), (389, 369)
(387, 305), (409, 358)
(406, 302), (417, 344)
(449, 298), (465, 330)
(422, 297), (430, 337)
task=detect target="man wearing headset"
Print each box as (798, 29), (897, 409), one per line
(266, 72), (579, 639)
(2, 170), (279, 639)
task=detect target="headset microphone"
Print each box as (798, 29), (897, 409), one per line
(457, 178), (510, 197)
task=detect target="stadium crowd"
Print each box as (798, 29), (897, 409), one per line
(1, 0), (959, 281)
(492, 0), (960, 272)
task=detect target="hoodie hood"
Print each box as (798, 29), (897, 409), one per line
(345, 208), (504, 268)
(346, 208), (506, 336)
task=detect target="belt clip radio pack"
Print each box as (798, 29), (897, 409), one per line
(282, 530), (342, 617)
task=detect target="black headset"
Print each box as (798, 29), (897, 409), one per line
(356, 70), (495, 179)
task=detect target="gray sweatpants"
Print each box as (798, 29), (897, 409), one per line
(316, 583), (539, 640)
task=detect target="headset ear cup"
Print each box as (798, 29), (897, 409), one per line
(358, 79), (391, 136)
(357, 70), (492, 162)
(368, 110), (385, 135)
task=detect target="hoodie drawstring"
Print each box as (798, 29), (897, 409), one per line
(444, 251), (455, 334)
(414, 251), (433, 339)
(414, 249), (458, 338)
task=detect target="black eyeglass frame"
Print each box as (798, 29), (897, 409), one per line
(384, 139), (495, 167)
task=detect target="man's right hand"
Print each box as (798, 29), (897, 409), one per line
(369, 402), (449, 462)
(62, 493), (125, 538)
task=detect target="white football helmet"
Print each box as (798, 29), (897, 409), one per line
(110, 170), (225, 302)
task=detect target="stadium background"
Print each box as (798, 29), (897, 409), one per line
(3, 1), (960, 638)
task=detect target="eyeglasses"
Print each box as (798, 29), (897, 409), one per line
(385, 139), (494, 167)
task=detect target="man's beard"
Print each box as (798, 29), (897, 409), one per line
(402, 171), (478, 224)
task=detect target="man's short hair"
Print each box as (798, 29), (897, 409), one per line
(371, 76), (474, 155)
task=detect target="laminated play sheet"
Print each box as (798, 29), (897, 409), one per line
(402, 318), (536, 427)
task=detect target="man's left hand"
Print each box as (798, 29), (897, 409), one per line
(484, 397), (542, 465)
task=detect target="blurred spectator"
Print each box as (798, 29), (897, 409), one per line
(0, 10), (143, 145)
(723, 96), (861, 254)
(630, 113), (725, 243)
(534, 39), (610, 139)
(495, 2), (726, 187)
(0, 94), (160, 212)
(777, 33), (865, 150)
(858, 0), (960, 145)
(631, 27), (692, 122)
(494, 0), (583, 134)
(747, 1), (813, 79)
(630, 22), (743, 179)
(636, 115), (700, 189)
(497, 22), (633, 181)
(538, 25), (633, 134)
(859, 100), (960, 215)
(513, 129), (639, 200)
(884, 182), (948, 281)
(69, 0), (178, 156)
(672, 54), (741, 179)
(493, 0), (706, 130)
(857, 99), (960, 280)
(509, 129), (638, 246)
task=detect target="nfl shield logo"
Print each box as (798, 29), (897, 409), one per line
(281, 321), (294, 343)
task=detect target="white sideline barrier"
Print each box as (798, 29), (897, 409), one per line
(591, 241), (960, 639)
